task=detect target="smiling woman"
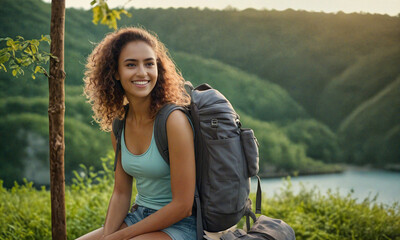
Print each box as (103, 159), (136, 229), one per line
(79, 27), (196, 240)
(83, 27), (190, 132)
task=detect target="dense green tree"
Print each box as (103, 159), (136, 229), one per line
(283, 119), (341, 163)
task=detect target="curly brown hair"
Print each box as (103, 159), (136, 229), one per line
(84, 27), (190, 132)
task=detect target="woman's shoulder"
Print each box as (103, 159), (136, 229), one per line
(166, 109), (192, 135)
(167, 109), (189, 125)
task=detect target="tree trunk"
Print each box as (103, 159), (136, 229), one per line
(48, 0), (66, 239)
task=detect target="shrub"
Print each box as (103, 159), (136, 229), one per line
(0, 154), (398, 239)
(0, 152), (137, 239)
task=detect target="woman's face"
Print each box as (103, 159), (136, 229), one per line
(116, 41), (158, 101)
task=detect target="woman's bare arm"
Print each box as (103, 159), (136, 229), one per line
(102, 132), (133, 236)
(104, 110), (196, 240)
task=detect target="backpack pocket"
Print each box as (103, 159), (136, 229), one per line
(208, 179), (239, 214)
(206, 136), (244, 213)
(206, 136), (242, 179)
(241, 129), (259, 177)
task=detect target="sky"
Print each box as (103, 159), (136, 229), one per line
(42, 0), (400, 16)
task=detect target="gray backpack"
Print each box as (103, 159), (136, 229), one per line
(113, 82), (262, 240)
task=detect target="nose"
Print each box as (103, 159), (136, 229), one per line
(137, 64), (147, 77)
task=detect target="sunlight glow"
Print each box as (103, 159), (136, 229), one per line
(42, 0), (400, 16)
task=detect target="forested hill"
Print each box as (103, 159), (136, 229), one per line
(120, 8), (399, 163)
(0, 0), (398, 186)
(109, 6), (400, 165)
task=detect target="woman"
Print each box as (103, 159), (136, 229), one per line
(78, 27), (196, 240)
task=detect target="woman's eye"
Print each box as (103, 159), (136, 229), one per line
(127, 63), (135, 67)
(146, 62), (155, 67)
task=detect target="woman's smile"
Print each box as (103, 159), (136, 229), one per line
(131, 80), (151, 88)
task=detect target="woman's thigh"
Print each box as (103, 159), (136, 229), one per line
(130, 231), (171, 240)
(76, 222), (128, 240)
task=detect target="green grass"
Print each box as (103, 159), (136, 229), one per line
(1, 152), (399, 239)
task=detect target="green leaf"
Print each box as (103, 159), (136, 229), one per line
(12, 69), (17, 76)
(34, 66), (42, 73)
(17, 68), (24, 76)
(40, 35), (51, 44)
(6, 39), (14, 47)
(0, 52), (10, 64)
(92, 6), (102, 25)
(118, 9), (131, 17)
(31, 73), (36, 79)
(31, 45), (37, 54)
(0, 63), (7, 72)
(0, 48), (9, 54)
(113, 9), (122, 20)
(21, 57), (32, 67)
(21, 42), (29, 50)
(24, 49), (32, 55)
(30, 39), (40, 47)
(90, 0), (97, 6)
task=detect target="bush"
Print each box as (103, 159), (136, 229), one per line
(0, 154), (398, 239)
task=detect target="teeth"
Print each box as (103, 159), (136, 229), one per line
(133, 81), (149, 85)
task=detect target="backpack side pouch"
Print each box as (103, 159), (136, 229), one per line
(240, 128), (259, 177)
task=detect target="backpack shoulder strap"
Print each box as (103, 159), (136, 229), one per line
(154, 104), (190, 165)
(112, 105), (128, 171)
(154, 103), (202, 240)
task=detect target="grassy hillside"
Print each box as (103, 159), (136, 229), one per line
(317, 46), (400, 128)
(115, 7), (399, 165)
(1, 0), (397, 186)
(0, 0), (336, 186)
(1, 49), (336, 187)
(117, 8), (399, 121)
(338, 77), (400, 164)
(173, 52), (307, 122)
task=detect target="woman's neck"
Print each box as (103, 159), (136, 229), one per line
(126, 96), (153, 125)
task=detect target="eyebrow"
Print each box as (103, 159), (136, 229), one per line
(123, 58), (155, 62)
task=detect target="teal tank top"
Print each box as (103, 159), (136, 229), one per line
(121, 125), (172, 210)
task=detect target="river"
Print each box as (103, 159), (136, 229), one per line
(251, 170), (400, 205)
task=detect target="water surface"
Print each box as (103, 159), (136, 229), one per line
(251, 170), (400, 205)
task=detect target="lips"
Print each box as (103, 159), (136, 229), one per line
(132, 80), (149, 84)
(131, 80), (150, 87)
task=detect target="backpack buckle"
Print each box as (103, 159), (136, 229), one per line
(236, 119), (242, 128)
(211, 119), (218, 128)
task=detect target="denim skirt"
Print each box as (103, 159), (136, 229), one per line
(124, 205), (197, 240)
